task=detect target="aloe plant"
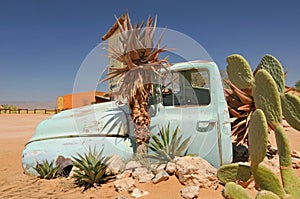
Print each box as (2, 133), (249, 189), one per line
(72, 147), (111, 191)
(34, 160), (59, 179)
(147, 123), (191, 163)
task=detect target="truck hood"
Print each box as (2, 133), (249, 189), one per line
(27, 101), (131, 144)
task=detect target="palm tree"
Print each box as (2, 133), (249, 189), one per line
(101, 13), (169, 154)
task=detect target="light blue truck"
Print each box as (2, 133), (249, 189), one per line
(22, 60), (232, 175)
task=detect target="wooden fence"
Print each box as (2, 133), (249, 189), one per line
(0, 109), (58, 114)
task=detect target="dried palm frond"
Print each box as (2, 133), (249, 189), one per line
(224, 79), (255, 145)
(100, 13), (170, 102)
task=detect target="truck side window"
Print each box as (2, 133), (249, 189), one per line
(189, 70), (211, 105)
(162, 69), (210, 106)
(162, 72), (180, 106)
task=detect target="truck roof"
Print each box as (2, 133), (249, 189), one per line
(168, 60), (215, 71)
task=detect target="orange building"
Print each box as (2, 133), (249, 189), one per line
(56, 91), (110, 111)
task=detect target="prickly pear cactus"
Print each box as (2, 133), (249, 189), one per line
(281, 93), (300, 131)
(251, 164), (285, 198)
(258, 54), (285, 93)
(224, 182), (252, 199)
(274, 124), (300, 198)
(226, 54), (254, 89)
(281, 167), (300, 198)
(255, 190), (280, 199)
(274, 124), (291, 167)
(221, 53), (300, 199)
(248, 109), (268, 166)
(252, 69), (282, 125)
(217, 163), (251, 184)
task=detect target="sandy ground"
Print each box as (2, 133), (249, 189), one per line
(0, 114), (299, 199)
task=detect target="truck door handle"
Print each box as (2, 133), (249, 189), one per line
(196, 120), (216, 132)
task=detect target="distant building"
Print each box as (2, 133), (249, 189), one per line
(102, 13), (128, 95)
(56, 91), (110, 111)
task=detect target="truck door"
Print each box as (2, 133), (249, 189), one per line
(152, 68), (222, 167)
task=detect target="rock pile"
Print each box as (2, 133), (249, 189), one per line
(104, 155), (219, 198)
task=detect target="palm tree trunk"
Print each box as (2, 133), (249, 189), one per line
(129, 86), (151, 155)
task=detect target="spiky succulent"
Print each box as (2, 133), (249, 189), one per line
(72, 147), (111, 190)
(147, 123), (191, 162)
(34, 160), (59, 179)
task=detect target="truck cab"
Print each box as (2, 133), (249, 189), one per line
(22, 60), (232, 175)
(149, 60), (232, 167)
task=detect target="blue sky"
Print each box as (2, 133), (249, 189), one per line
(0, 0), (299, 101)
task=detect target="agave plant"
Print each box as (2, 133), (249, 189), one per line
(147, 123), (191, 163)
(34, 160), (59, 180)
(72, 147), (111, 191)
(100, 12), (170, 154)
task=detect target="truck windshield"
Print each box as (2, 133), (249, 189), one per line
(162, 69), (210, 106)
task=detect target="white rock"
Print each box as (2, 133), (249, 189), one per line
(132, 167), (148, 178)
(138, 173), (155, 183)
(156, 163), (166, 172)
(175, 156), (217, 188)
(107, 155), (125, 175)
(153, 170), (169, 184)
(166, 162), (176, 175)
(125, 161), (142, 170)
(131, 188), (149, 198)
(116, 170), (132, 180)
(132, 167), (154, 183)
(114, 177), (135, 192)
(180, 186), (199, 199)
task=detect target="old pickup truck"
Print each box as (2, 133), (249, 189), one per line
(22, 60), (232, 175)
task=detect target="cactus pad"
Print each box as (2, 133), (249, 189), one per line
(281, 167), (300, 198)
(248, 109), (268, 166)
(252, 69), (282, 126)
(226, 54), (254, 89)
(217, 163), (252, 184)
(224, 182), (252, 199)
(281, 93), (300, 131)
(258, 54), (285, 93)
(251, 164), (285, 198)
(274, 124), (291, 167)
(255, 190), (280, 199)
(274, 124), (300, 198)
